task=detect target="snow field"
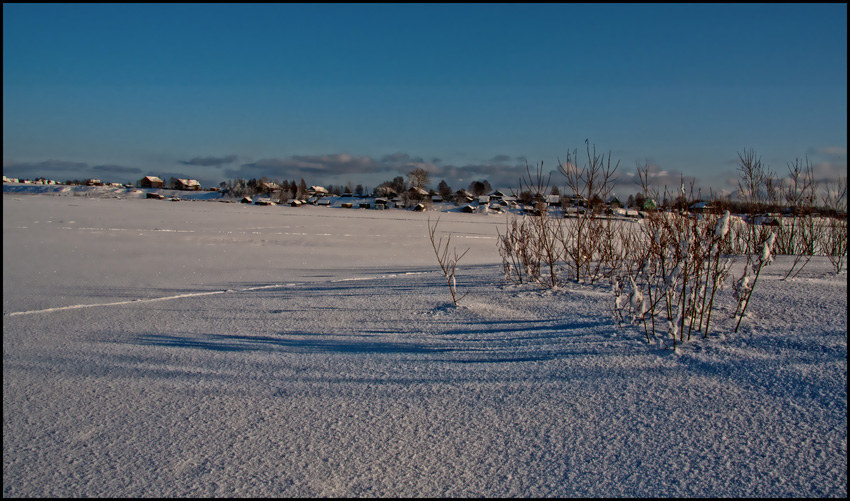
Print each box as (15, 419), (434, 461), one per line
(3, 194), (847, 497)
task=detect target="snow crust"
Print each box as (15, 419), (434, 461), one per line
(3, 192), (847, 497)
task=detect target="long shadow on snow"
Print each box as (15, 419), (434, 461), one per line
(126, 266), (621, 363)
(134, 332), (452, 355)
(132, 315), (617, 364)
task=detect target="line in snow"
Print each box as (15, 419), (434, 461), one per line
(5, 274), (428, 317)
(6, 290), (228, 317)
(6, 283), (306, 317)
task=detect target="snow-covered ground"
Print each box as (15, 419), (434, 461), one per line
(3, 191), (847, 497)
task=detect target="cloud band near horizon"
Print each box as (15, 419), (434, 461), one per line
(4, 147), (846, 197)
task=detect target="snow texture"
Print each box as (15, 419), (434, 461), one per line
(3, 189), (847, 497)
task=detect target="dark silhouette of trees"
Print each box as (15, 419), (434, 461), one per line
(468, 180), (492, 197)
(437, 180), (452, 200)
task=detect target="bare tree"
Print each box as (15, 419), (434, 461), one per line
(407, 167), (430, 190)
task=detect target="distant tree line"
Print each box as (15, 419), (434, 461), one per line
(212, 158), (847, 219)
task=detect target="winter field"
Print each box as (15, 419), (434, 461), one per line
(3, 186), (847, 497)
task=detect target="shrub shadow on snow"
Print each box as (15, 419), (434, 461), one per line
(131, 318), (620, 364)
(438, 320), (607, 339)
(122, 268), (625, 365)
(134, 333), (452, 355)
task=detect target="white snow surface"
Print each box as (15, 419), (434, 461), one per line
(3, 191), (847, 497)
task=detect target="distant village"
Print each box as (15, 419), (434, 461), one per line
(2, 173), (657, 217)
(2, 175), (203, 191)
(3, 173), (843, 220)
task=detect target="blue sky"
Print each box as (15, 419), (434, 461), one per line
(3, 3), (846, 196)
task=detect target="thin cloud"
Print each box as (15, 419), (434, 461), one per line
(381, 152), (425, 164)
(92, 164), (143, 174)
(3, 159), (89, 173)
(811, 161), (847, 185)
(430, 162), (534, 191)
(179, 154), (238, 167)
(807, 146), (846, 159)
(230, 154), (390, 180)
(222, 152), (526, 190)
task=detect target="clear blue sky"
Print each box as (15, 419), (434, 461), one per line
(3, 3), (846, 196)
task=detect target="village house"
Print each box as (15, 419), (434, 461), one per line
(454, 189), (475, 204)
(374, 198), (389, 210)
(175, 179), (201, 191)
(258, 181), (279, 195)
(689, 201), (715, 214)
(139, 176), (164, 189)
(408, 186), (429, 201)
(489, 190), (508, 201)
(642, 198), (658, 211)
(568, 194), (587, 207)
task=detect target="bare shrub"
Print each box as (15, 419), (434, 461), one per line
(820, 175), (848, 273)
(779, 157), (817, 280)
(699, 211), (734, 338)
(557, 143), (620, 284)
(732, 231), (776, 332)
(616, 173), (737, 348)
(500, 145), (624, 290)
(513, 161), (563, 288)
(427, 217), (470, 306)
(500, 144), (843, 350)
(736, 149), (775, 254)
(497, 215), (538, 286)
